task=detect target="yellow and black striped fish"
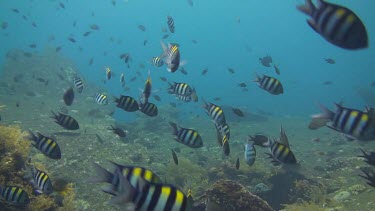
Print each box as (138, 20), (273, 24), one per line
(94, 93), (108, 105)
(105, 67), (111, 80)
(51, 111), (79, 130)
(168, 82), (194, 96)
(202, 99), (226, 125)
(176, 94), (192, 102)
(31, 166), (53, 195)
(28, 130), (61, 159)
(169, 122), (203, 148)
(114, 95), (139, 112)
(73, 76), (84, 93)
(297, 0), (368, 50)
(310, 104), (375, 141)
(0, 186), (30, 206)
(266, 139), (297, 166)
(254, 74), (283, 95)
(151, 56), (164, 67)
(161, 42), (181, 73)
(139, 102), (158, 117)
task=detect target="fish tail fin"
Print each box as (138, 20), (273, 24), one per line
(253, 73), (261, 83)
(201, 97), (208, 109)
(88, 162), (114, 184)
(27, 129), (37, 142)
(297, 0), (316, 16)
(167, 82), (175, 94)
(358, 148), (368, 158)
(50, 110), (57, 120)
(309, 103), (334, 130)
(108, 170), (138, 206)
(169, 121), (178, 136)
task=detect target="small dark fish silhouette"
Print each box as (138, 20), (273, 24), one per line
(153, 95), (161, 101)
(59, 2), (65, 9)
(73, 21), (77, 27)
(130, 77), (137, 82)
(238, 83), (247, 87)
(227, 67), (235, 74)
(201, 68), (208, 75)
(160, 77), (167, 82)
(179, 67), (188, 75)
(11, 8), (19, 13)
(108, 125), (126, 138)
(171, 149), (178, 165)
(56, 46), (62, 52)
(29, 44), (37, 48)
(259, 56), (272, 67)
(111, 0), (116, 6)
(232, 108), (244, 117)
(83, 31), (91, 37)
(22, 15), (28, 20)
(90, 24), (99, 30)
(143, 40), (148, 46)
(63, 87), (74, 106)
(325, 58), (336, 64)
(191, 40), (197, 44)
(274, 64), (280, 75)
(68, 37), (76, 43)
(323, 81), (333, 85)
(1, 22), (8, 30)
(138, 25), (146, 32)
(89, 58), (93, 65)
(235, 157), (240, 169)
(32, 22), (37, 27)
(162, 34), (169, 39)
(214, 97), (221, 101)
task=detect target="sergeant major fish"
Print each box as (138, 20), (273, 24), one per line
(161, 42), (181, 73)
(244, 138), (256, 166)
(151, 56), (164, 67)
(169, 122), (203, 148)
(120, 73), (125, 87)
(265, 126), (297, 165)
(114, 95), (139, 112)
(94, 93), (108, 105)
(0, 186), (30, 206)
(168, 82), (194, 96)
(254, 74), (284, 95)
(139, 102), (158, 117)
(202, 99), (226, 126)
(51, 111), (79, 130)
(309, 103), (375, 141)
(167, 16), (175, 33)
(28, 166), (53, 195)
(28, 130), (61, 159)
(297, 0), (368, 50)
(73, 76), (84, 93)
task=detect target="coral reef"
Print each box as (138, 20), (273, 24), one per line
(281, 201), (325, 211)
(291, 179), (327, 204)
(205, 179), (273, 211)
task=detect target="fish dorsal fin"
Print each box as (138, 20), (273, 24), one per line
(276, 125), (289, 147)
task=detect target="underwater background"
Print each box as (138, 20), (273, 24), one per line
(1, 0), (375, 210)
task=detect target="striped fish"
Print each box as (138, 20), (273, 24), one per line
(94, 93), (108, 105)
(167, 16), (175, 33)
(221, 134), (230, 156)
(114, 95), (139, 112)
(120, 73), (125, 87)
(161, 42), (181, 73)
(0, 186), (30, 206)
(139, 102), (158, 117)
(176, 94), (192, 102)
(169, 122), (203, 148)
(244, 140), (256, 166)
(51, 111), (79, 130)
(91, 162), (161, 195)
(106, 67), (111, 80)
(168, 82), (194, 96)
(310, 104), (375, 141)
(109, 170), (191, 210)
(215, 122), (230, 140)
(266, 138), (297, 166)
(297, 0), (368, 50)
(28, 130), (61, 159)
(202, 99), (226, 126)
(73, 76), (84, 93)
(30, 166), (53, 195)
(254, 74), (284, 95)
(151, 56), (164, 67)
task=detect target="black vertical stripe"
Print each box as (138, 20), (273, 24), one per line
(147, 185), (162, 210)
(328, 10), (350, 41)
(164, 188), (177, 211)
(268, 78), (276, 92)
(18, 189), (24, 203)
(349, 112), (362, 134)
(136, 184), (151, 209)
(332, 107), (342, 127)
(39, 137), (48, 151)
(5, 187), (12, 201)
(313, 3), (326, 20)
(340, 109), (351, 131)
(342, 18), (360, 45)
(359, 117), (370, 136)
(11, 187), (19, 201)
(320, 8), (336, 35)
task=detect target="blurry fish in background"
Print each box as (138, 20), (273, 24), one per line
(254, 74), (284, 95)
(120, 73), (125, 87)
(171, 149), (179, 165)
(162, 34), (169, 39)
(59, 2), (65, 9)
(202, 99), (226, 126)
(63, 87), (74, 106)
(323, 81), (333, 85)
(167, 16), (175, 33)
(138, 24), (146, 32)
(236, 16), (241, 24)
(114, 95), (139, 112)
(232, 108), (244, 117)
(28, 165), (53, 195)
(238, 82), (247, 88)
(83, 31), (91, 37)
(1, 22), (8, 30)
(111, 0), (116, 6)
(309, 103), (375, 141)
(108, 125), (127, 138)
(94, 93), (108, 105)
(51, 111), (80, 130)
(359, 148), (375, 166)
(0, 186), (30, 206)
(201, 68), (208, 75)
(32, 22), (37, 28)
(73, 76), (84, 93)
(29, 44), (36, 48)
(153, 95), (161, 101)
(130, 76), (137, 82)
(143, 40), (148, 46)
(161, 42), (181, 73)
(151, 56), (164, 67)
(90, 24), (99, 30)
(179, 67), (188, 75)
(28, 130), (61, 159)
(56, 46), (62, 52)
(273, 64), (281, 75)
(192, 39), (198, 44)
(89, 58), (93, 65)
(235, 157), (240, 169)
(11, 8), (20, 13)
(259, 56), (272, 67)
(244, 138), (256, 166)
(248, 134), (269, 147)
(169, 122), (203, 148)
(139, 102), (158, 117)
(325, 58), (336, 64)
(187, 0), (193, 7)
(227, 67), (235, 74)
(141, 70), (152, 104)
(105, 67), (111, 80)
(297, 0), (368, 50)
(68, 37), (76, 43)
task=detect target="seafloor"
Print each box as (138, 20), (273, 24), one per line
(0, 49), (375, 211)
